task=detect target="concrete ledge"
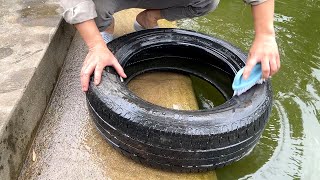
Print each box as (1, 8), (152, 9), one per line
(0, 17), (75, 179)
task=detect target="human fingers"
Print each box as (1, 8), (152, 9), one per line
(269, 54), (278, 77)
(81, 61), (96, 92)
(261, 56), (270, 79)
(112, 59), (127, 78)
(82, 52), (93, 70)
(276, 53), (281, 70)
(243, 54), (257, 80)
(94, 62), (105, 85)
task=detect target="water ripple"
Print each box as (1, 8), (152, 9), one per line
(240, 100), (303, 179)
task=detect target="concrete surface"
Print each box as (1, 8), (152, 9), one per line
(0, 0), (75, 179)
(18, 8), (217, 180)
(128, 72), (199, 110)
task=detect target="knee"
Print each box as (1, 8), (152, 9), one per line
(188, 0), (220, 17)
(208, 0), (220, 12)
(93, 0), (116, 31)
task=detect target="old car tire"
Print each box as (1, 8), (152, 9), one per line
(86, 29), (273, 172)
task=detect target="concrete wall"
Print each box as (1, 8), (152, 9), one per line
(0, 19), (75, 180)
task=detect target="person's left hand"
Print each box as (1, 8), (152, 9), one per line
(243, 34), (280, 80)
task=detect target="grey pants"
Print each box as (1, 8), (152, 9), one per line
(93, 0), (220, 32)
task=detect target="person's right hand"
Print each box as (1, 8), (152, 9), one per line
(80, 42), (127, 92)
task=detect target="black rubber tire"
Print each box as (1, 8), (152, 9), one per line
(86, 29), (273, 172)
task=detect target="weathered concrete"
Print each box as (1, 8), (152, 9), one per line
(0, 0), (75, 179)
(19, 9), (217, 180)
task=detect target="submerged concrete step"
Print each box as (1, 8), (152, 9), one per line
(128, 72), (199, 110)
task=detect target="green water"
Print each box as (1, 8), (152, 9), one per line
(190, 75), (228, 109)
(179, 0), (320, 179)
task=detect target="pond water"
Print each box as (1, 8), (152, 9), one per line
(190, 75), (228, 109)
(178, 0), (320, 179)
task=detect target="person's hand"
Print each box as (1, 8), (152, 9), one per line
(243, 34), (280, 80)
(80, 42), (127, 92)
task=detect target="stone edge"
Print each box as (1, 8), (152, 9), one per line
(0, 18), (75, 180)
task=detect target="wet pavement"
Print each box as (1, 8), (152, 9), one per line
(19, 9), (217, 180)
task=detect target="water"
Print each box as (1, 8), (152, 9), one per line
(190, 75), (227, 109)
(178, 0), (320, 179)
(128, 72), (230, 109)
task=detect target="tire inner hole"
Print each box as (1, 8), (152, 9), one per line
(120, 44), (236, 110)
(123, 60), (234, 110)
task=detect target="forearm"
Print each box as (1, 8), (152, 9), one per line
(243, 0), (279, 79)
(75, 20), (105, 49)
(251, 0), (275, 37)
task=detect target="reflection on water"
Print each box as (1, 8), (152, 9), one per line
(179, 0), (320, 179)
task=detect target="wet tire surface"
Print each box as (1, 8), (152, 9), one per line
(86, 29), (273, 172)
